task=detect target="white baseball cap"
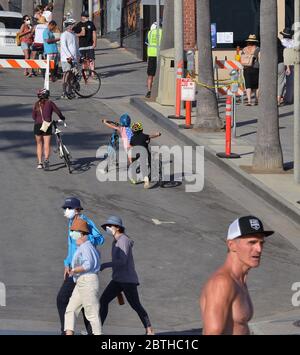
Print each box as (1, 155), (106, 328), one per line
(227, 216), (274, 240)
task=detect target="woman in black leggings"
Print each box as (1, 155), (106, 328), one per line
(100, 216), (154, 335)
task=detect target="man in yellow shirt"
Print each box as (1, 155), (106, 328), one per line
(145, 22), (162, 98)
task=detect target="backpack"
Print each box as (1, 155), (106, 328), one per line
(241, 47), (256, 67)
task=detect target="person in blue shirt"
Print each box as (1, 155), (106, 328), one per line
(56, 197), (104, 335)
(43, 20), (59, 81)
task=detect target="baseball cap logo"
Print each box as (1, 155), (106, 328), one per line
(249, 219), (260, 231)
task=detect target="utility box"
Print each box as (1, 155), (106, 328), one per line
(157, 48), (175, 106)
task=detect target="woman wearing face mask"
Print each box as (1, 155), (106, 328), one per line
(19, 15), (34, 77)
(56, 197), (105, 335)
(100, 216), (154, 335)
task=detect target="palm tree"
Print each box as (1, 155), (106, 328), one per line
(195, 0), (222, 130)
(72, 0), (83, 21)
(22, 0), (34, 16)
(52, 0), (66, 31)
(252, 0), (284, 171)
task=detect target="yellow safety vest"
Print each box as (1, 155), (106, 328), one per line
(147, 28), (162, 58)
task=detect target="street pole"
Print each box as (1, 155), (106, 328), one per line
(89, 0), (93, 21)
(174, 0), (184, 102)
(295, 0), (300, 183)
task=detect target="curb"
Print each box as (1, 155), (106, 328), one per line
(130, 97), (300, 226)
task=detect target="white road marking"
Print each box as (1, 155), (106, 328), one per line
(152, 219), (176, 226)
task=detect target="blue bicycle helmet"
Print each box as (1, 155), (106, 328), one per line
(120, 113), (131, 127)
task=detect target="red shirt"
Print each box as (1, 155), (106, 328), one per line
(32, 100), (64, 125)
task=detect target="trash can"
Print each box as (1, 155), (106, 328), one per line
(157, 48), (175, 106)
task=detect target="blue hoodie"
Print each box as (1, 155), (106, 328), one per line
(64, 214), (105, 268)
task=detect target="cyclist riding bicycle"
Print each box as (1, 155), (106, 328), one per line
(102, 113), (133, 152)
(129, 122), (161, 189)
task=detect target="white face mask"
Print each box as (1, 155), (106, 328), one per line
(25, 20), (31, 25)
(64, 208), (76, 219)
(70, 231), (82, 240)
(106, 226), (116, 236)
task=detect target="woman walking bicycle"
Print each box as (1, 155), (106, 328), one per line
(32, 89), (65, 170)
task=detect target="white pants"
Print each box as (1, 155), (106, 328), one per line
(64, 273), (102, 335)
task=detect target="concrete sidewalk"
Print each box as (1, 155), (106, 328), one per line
(130, 97), (300, 232)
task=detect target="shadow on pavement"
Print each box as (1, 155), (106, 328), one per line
(101, 69), (138, 79)
(157, 328), (202, 335)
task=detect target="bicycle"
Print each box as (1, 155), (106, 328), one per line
(53, 120), (72, 174)
(65, 58), (101, 99)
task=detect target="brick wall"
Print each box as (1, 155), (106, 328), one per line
(183, 0), (196, 50)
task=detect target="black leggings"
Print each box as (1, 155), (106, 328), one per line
(100, 280), (151, 329)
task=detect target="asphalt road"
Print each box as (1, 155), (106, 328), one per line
(0, 40), (300, 334)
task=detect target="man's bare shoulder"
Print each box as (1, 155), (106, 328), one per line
(203, 268), (237, 298)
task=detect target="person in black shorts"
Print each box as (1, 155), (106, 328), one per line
(129, 122), (161, 188)
(73, 11), (97, 71)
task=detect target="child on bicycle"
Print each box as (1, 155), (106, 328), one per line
(102, 113), (133, 151)
(101, 114), (133, 172)
(129, 122), (161, 189)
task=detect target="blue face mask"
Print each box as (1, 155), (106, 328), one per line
(70, 231), (82, 240)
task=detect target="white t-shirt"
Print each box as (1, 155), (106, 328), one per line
(281, 38), (294, 49)
(34, 24), (48, 44)
(60, 30), (79, 62)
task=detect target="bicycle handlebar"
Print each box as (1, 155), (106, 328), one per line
(54, 120), (67, 128)
(102, 120), (120, 127)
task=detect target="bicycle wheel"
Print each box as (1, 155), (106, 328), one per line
(74, 69), (101, 98)
(60, 143), (72, 174)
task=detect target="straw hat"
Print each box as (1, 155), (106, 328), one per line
(245, 34), (259, 43)
(280, 28), (294, 38)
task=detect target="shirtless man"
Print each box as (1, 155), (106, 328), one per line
(200, 216), (274, 335)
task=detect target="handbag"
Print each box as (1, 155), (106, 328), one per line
(16, 32), (21, 46)
(39, 103), (52, 133)
(241, 47), (256, 67)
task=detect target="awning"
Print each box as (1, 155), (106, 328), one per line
(141, 0), (165, 5)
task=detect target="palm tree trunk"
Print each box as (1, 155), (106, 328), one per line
(195, 0), (221, 130)
(252, 0), (284, 171)
(22, 0), (34, 16)
(53, 0), (66, 31)
(72, 0), (83, 22)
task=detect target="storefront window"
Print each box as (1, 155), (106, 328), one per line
(210, 0), (260, 48)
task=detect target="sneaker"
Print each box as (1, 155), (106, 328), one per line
(36, 163), (43, 170)
(144, 176), (150, 189)
(43, 160), (50, 171)
(130, 178), (137, 185)
(145, 91), (151, 99)
(61, 94), (68, 100)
